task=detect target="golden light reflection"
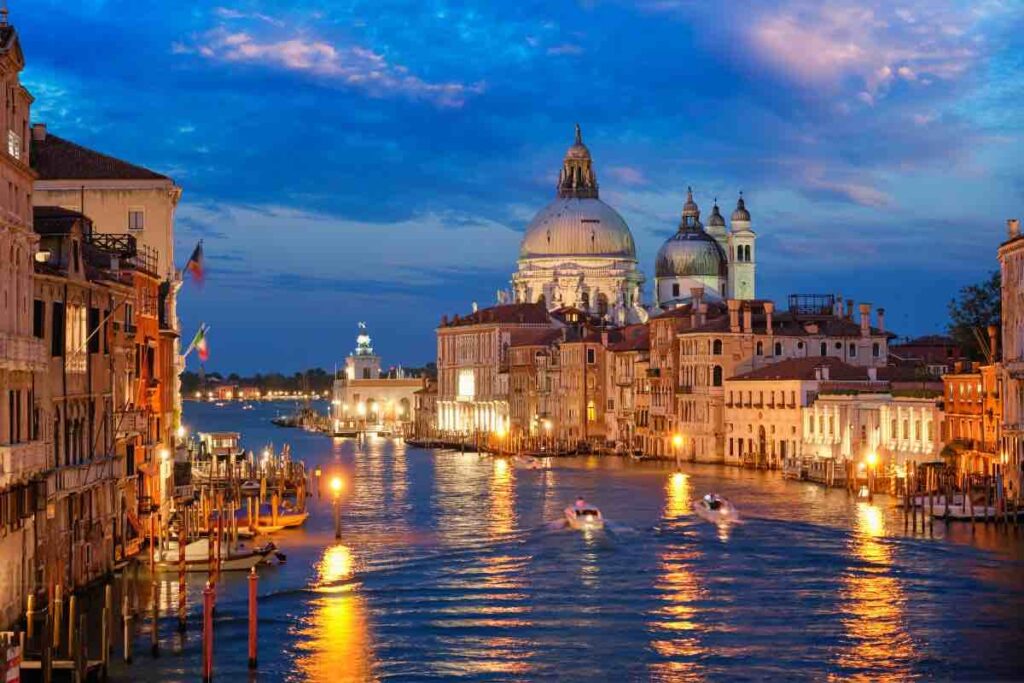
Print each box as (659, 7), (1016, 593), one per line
(649, 546), (705, 681)
(665, 472), (691, 519)
(294, 545), (375, 681)
(317, 544), (354, 587)
(489, 456), (515, 540)
(833, 502), (914, 679)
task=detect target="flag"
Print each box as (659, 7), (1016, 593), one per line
(185, 240), (204, 285)
(185, 324), (210, 362)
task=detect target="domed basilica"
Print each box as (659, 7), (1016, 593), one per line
(508, 125), (757, 319)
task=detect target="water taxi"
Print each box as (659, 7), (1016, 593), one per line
(564, 497), (604, 530)
(693, 493), (739, 524)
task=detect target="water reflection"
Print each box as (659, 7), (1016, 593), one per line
(834, 502), (915, 680)
(293, 543), (374, 681)
(649, 472), (704, 681)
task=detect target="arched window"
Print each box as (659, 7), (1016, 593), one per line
(849, 343), (857, 357)
(712, 339), (722, 355)
(774, 341), (782, 356)
(671, 283), (680, 298)
(713, 365), (723, 387)
(756, 341), (763, 356)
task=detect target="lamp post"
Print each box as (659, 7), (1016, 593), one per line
(543, 419), (552, 454)
(330, 477), (343, 539)
(494, 425), (506, 458)
(866, 452), (878, 501)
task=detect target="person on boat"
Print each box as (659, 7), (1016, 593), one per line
(576, 496), (585, 507)
(704, 494), (723, 511)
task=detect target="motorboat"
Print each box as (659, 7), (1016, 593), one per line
(692, 493), (739, 524)
(512, 454), (544, 470)
(210, 502), (309, 530)
(564, 497), (604, 530)
(154, 538), (277, 573)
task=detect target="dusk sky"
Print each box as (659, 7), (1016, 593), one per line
(18, 1), (1024, 373)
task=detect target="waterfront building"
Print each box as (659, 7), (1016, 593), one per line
(0, 16), (48, 628)
(507, 328), (561, 446)
(942, 361), (1001, 475)
(331, 324), (422, 435)
(412, 378), (437, 440)
(556, 326), (608, 446)
(32, 206), (138, 592)
(603, 324), (649, 452)
(676, 295), (891, 463)
(654, 191), (756, 308)
(436, 302), (557, 437)
(999, 218), (1024, 496)
(511, 126), (647, 325)
(647, 304), (702, 458)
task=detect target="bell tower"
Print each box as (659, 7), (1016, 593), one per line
(727, 193), (756, 300)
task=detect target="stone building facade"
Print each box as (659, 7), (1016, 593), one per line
(999, 218), (1024, 496)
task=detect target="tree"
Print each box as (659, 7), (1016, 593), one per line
(948, 270), (1001, 361)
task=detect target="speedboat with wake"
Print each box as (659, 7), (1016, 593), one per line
(512, 454), (544, 470)
(692, 493), (739, 524)
(564, 497), (604, 530)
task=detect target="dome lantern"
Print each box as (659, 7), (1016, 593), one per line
(731, 191), (751, 223)
(557, 123), (599, 200)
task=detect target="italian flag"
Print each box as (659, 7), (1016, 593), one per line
(187, 324), (210, 362)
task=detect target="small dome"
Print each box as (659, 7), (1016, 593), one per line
(708, 202), (725, 228)
(731, 193), (751, 223)
(681, 186), (699, 219)
(655, 229), (726, 278)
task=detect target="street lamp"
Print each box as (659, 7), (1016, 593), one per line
(330, 477), (343, 539)
(494, 425), (507, 458)
(672, 433), (684, 471)
(543, 419), (552, 452)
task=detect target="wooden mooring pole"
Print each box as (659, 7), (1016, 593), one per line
(202, 581), (214, 683)
(247, 567), (258, 670)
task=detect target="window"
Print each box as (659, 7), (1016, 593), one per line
(756, 341), (764, 356)
(7, 129), (20, 160)
(872, 342), (880, 358)
(835, 341), (843, 350)
(797, 342), (804, 351)
(820, 342), (827, 356)
(88, 307), (100, 354)
(587, 400), (596, 422)
(849, 343), (857, 357)
(33, 299), (44, 338)
(713, 339), (722, 355)
(672, 283), (680, 297)
(586, 348), (596, 364)
(712, 365), (723, 387)
(128, 209), (144, 231)
(774, 341), (782, 356)
(65, 304), (87, 373)
(361, 368), (370, 379)
(50, 301), (64, 357)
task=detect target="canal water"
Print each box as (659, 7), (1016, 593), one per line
(109, 401), (1024, 681)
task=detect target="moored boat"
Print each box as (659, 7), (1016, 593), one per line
(154, 538), (277, 573)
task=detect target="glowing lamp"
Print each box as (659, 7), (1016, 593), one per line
(330, 477), (343, 495)
(672, 433), (683, 449)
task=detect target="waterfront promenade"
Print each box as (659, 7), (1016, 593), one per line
(101, 401), (1024, 681)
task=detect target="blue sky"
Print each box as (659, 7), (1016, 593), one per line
(17, 0), (1024, 373)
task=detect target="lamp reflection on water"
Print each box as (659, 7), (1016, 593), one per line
(834, 502), (914, 678)
(294, 543), (375, 681)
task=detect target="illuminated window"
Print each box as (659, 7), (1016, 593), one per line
(65, 304), (87, 373)
(7, 130), (20, 160)
(587, 400), (596, 422)
(457, 370), (475, 400)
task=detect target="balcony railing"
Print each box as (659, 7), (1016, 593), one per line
(0, 332), (47, 372)
(0, 441), (48, 489)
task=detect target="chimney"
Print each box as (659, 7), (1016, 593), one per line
(764, 301), (775, 335)
(690, 287), (704, 328)
(988, 324), (998, 362)
(859, 303), (871, 337)
(728, 299), (740, 333)
(876, 308), (886, 334)
(846, 299), (855, 320)
(742, 305), (752, 333)
(601, 329), (609, 346)
(1008, 218), (1021, 240)
(31, 122), (47, 142)
(814, 367), (822, 381)
(820, 365), (830, 381)
(698, 302), (708, 328)
(836, 295), (844, 318)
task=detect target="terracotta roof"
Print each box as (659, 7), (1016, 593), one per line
(688, 307), (891, 338)
(606, 324), (649, 352)
(33, 205), (91, 235)
(31, 132), (170, 181)
(730, 356), (877, 382)
(510, 328), (561, 348)
(440, 302), (553, 328)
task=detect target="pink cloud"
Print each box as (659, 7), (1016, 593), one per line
(178, 27), (484, 108)
(607, 165), (647, 186)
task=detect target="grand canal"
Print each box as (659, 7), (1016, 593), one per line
(110, 401), (1024, 681)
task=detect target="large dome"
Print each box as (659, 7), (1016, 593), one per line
(519, 124), (637, 261)
(520, 197), (637, 259)
(655, 229), (726, 278)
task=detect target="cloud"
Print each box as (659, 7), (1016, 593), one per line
(606, 165), (648, 186)
(745, 0), (996, 105)
(176, 26), (484, 107)
(546, 43), (584, 56)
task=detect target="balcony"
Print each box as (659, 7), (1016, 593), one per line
(115, 409), (148, 436)
(676, 385), (693, 395)
(0, 332), (47, 372)
(0, 441), (48, 489)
